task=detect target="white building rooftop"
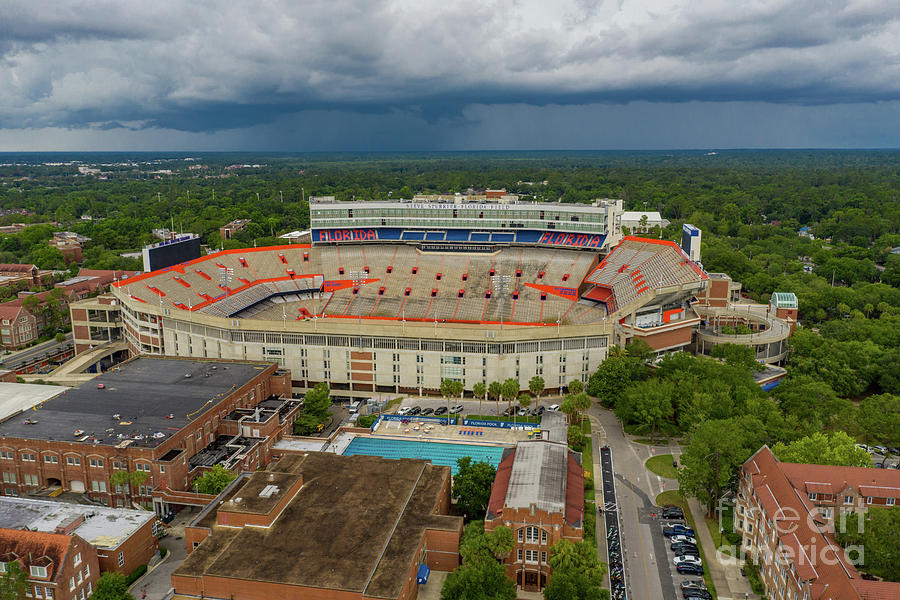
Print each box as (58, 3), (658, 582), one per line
(0, 497), (155, 550)
(0, 383), (68, 422)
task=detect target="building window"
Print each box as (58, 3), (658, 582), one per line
(867, 497), (873, 504)
(524, 526), (540, 543)
(887, 498), (895, 506)
(29, 566), (46, 578)
(74, 553), (81, 567)
(21, 453), (35, 462)
(525, 550), (539, 563)
(0, 452), (11, 460)
(66, 456), (81, 466)
(541, 551), (547, 563)
(516, 549), (522, 562)
(159, 465), (165, 473)
(808, 492), (817, 501)
(35, 585), (43, 598)
(45, 588), (53, 599)
(69, 578), (74, 592)
(43, 455), (58, 464)
(541, 530), (547, 544)
(2, 473), (15, 483)
(117, 552), (125, 567)
(844, 495), (853, 505)
(82, 565), (89, 578)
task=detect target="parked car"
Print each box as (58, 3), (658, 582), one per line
(420, 407), (434, 415)
(684, 593), (712, 600)
(680, 580), (707, 593)
(517, 407), (529, 416)
(676, 564), (705, 575)
(662, 506), (685, 519)
(449, 404), (464, 414)
(663, 524), (695, 537)
(407, 406), (422, 416)
(672, 544), (700, 557)
(670, 535), (697, 546)
(536, 406), (545, 415)
(872, 445), (889, 455)
(434, 406), (448, 415)
(397, 406), (412, 415)
(673, 555), (703, 567)
(548, 404), (560, 411)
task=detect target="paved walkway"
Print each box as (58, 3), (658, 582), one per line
(129, 509), (198, 600)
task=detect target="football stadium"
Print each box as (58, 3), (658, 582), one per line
(101, 195), (790, 397)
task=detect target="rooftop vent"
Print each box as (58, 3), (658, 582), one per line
(259, 485), (280, 499)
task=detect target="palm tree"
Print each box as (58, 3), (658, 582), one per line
(528, 376), (544, 412)
(608, 344), (628, 359)
(440, 378), (454, 420)
(864, 303), (874, 318)
(517, 393), (531, 427)
(501, 378), (519, 415)
(473, 382), (486, 415)
(568, 379), (584, 395)
(574, 391), (591, 425)
(488, 381), (502, 417)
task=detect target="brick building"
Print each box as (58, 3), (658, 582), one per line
(0, 263), (40, 286)
(0, 496), (158, 575)
(485, 440), (584, 592)
(68, 294), (124, 355)
(173, 452), (462, 600)
(219, 219), (251, 240)
(0, 527), (99, 600)
(0, 303), (38, 349)
(56, 269), (141, 302)
(735, 446), (900, 600)
(50, 232), (90, 264)
(0, 356), (298, 516)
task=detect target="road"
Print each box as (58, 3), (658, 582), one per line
(1, 332), (73, 370)
(591, 404), (669, 600)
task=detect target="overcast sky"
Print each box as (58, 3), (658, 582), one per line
(2, 0), (899, 151)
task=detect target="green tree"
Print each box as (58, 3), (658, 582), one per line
(0, 561), (28, 600)
(529, 376), (545, 411)
(561, 394), (578, 426)
(543, 571), (609, 600)
(773, 376), (848, 432)
(109, 470), (149, 504)
(90, 572), (134, 600)
(615, 380), (675, 438)
(293, 382), (332, 434)
(459, 521), (514, 565)
(473, 381), (487, 414)
(547, 539), (607, 586)
(835, 507), (900, 582)
(501, 378), (519, 413)
(54, 332), (66, 343)
(568, 379), (584, 395)
(488, 381), (502, 417)
(441, 378), (456, 418)
(452, 457), (497, 520)
(677, 416), (765, 516)
(567, 425), (586, 451)
(193, 464), (237, 495)
(772, 432), (871, 467)
(857, 393), (900, 446)
(587, 349), (647, 407)
(440, 560), (516, 600)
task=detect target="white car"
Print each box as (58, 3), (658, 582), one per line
(449, 404), (465, 414)
(674, 555), (702, 567)
(397, 406), (412, 415)
(670, 535), (697, 545)
(548, 404), (560, 411)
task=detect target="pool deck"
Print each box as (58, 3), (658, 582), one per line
(371, 418), (529, 446)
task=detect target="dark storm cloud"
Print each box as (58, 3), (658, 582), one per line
(1, 0), (899, 138)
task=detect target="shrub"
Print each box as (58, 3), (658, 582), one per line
(357, 415), (377, 428)
(584, 476), (594, 491)
(125, 564), (147, 585)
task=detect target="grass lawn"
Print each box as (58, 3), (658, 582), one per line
(705, 505), (739, 557)
(465, 414), (542, 424)
(384, 398), (403, 412)
(655, 491), (718, 599)
(645, 454), (679, 479)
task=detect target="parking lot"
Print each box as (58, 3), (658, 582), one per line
(648, 507), (714, 600)
(862, 445), (900, 469)
(392, 397), (557, 418)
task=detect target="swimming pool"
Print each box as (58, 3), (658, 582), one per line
(342, 437), (507, 475)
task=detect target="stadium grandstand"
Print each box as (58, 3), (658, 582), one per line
(74, 197), (793, 398)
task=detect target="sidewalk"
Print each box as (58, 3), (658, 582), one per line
(687, 498), (733, 598)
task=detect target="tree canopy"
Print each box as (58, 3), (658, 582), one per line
(193, 464), (237, 495)
(452, 457), (497, 520)
(772, 431), (871, 467)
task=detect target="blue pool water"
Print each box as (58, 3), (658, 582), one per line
(342, 437), (507, 475)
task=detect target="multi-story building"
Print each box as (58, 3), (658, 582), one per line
(219, 219), (251, 240)
(69, 294), (125, 356)
(50, 232), (91, 264)
(0, 527), (99, 600)
(735, 446), (900, 600)
(0, 263), (40, 286)
(0, 496), (158, 575)
(485, 440), (584, 592)
(0, 302), (38, 349)
(0, 356), (298, 517)
(173, 452), (462, 600)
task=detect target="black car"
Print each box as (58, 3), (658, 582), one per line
(536, 406), (545, 415)
(434, 406), (448, 415)
(407, 406), (421, 416)
(682, 590), (711, 600)
(662, 507), (685, 519)
(676, 564), (704, 575)
(420, 407), (434, 415)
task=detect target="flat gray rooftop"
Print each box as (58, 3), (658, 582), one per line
(504, 441), (568, 514)
(0, 383), (68, 421)
(0, 357), (269, 448)
(0, 496), (154, 550)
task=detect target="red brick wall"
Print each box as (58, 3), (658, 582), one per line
(98, 518), (158, 575)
